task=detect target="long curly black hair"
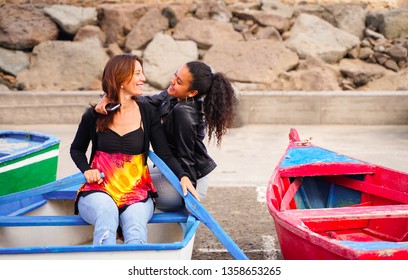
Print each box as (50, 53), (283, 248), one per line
(186, 61), (238, 146)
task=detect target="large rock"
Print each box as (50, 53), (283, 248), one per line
(194, 1), (232, 22)
(161, 3), (193, 28)
(98, 4), (150, 47)
(73, 25), (107, 46)
(0, 84), (10, 91)
(203, 40), (299, 84)
(172, 17), (243, 49)
(339, 58), (392, 87)
(0, 47), (30, 77)
(143, 33), (198, 89)
(0, 5), (59, 50)
(285, 13), (360, 63)
(325, 3), (367, 39)
(125, 7), (169, 51)
(276, 56), (341, 90)
(293, 3), (366, 39)
(261, 0), (294, 18)
(44, 5), (97, 35)
(232, 9), (291, 33)
(16, 38), (109, 91)
(380, 8), (408, 39)
(361, 68), (408, 90)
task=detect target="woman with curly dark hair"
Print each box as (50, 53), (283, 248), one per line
(96, 61), (238, 211)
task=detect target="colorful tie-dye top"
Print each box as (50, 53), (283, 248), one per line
(77, 150), (157, 209)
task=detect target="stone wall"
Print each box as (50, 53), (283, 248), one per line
(2, 0), (407, 10)
(1, 0), (408, 92)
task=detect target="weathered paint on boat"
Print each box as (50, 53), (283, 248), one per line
(266, 128), (408, 260)
(0, 131), (60, 196)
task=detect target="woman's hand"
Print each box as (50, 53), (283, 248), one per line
(180, 176), (200, 202)
(95, 94), (110, 115)
(84, 169), (103, 184)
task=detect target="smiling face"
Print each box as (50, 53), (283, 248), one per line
(167, 64), (197, 101)
(121, 60), (145, 98)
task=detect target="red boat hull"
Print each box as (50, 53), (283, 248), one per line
(267, 128), (408, 260)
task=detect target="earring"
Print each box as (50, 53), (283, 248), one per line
(120, 85), (123, 88)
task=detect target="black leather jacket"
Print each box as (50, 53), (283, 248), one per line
(143, 90), (217, 186)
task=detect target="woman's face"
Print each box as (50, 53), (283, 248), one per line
(121, 60), (145, 97)
(167, 64), (196, 101)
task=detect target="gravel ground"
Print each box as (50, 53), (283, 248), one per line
(192, 186), (283, 260)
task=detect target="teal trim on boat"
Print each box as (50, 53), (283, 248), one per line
(280, 146), (363, 167)
(0, 131), (60, 196)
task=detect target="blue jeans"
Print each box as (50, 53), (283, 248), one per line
(150, 166), (209, 212)
(78, 192), (154, 245)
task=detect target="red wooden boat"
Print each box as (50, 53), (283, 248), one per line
(266, 128), (408, 260)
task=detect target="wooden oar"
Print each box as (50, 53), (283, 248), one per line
(0, 172), (86, 205)
(148, 150), (249, 260)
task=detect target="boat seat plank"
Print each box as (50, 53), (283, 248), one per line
(0, 212), (188, 227)
(325, 176), (408, 204)
(285, 204), (408, 221)
(43, 185), (80, 200)
(6, 199), (47, 217)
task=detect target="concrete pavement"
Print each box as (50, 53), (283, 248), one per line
(1, 123), (407, 187)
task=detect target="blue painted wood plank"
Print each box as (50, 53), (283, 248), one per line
(43, 184), (81, 200)
(0, 196), (47, 216)
(0, 212), (189, 227)
(280, 147), (364, 168)
(340, 240), (408, 250)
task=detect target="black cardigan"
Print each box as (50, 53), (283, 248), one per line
(70, 100), (189, 180)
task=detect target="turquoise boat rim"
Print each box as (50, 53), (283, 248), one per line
(0, 130), (60, 164)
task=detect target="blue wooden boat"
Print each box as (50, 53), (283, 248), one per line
(0, 150), (248, 260)
(0, 130), (60, 196)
